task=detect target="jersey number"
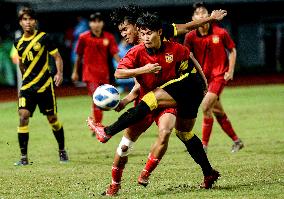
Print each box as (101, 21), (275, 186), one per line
(19, 97), (26, 107)
(27, 51), (34, 61)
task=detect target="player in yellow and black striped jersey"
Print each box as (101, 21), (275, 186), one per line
(14, 7), (68, 166)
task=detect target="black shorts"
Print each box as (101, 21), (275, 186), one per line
(160, 73), (205, 119)
(18, 84), (57, 117)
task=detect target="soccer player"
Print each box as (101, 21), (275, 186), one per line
(184, 2), (244, 153)
(71, 12), (120, 124)
(89, 8), (222, 195)
(14, 7), (68, 165)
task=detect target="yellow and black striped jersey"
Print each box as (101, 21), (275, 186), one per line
(14, 30), (58, 92)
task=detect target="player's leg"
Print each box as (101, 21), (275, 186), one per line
(88, 87), (176, 142)
(15, 92), (36, 166)
(213, 99), (244, 152)
(39, 84), (68, 162)
(201, 91), (218, 151)
(87, 82), (103, 123)
(104, 118), (152, 196)
(138, 110), (176, 187)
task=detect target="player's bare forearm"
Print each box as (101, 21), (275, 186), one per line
(115, 63), (161, 78)
(52, 51), (64, 86)
(72, 55), (82, 81)
(225, 48), (237, 81)
(176, 9), (227, 35)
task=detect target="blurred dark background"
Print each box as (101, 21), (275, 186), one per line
(1, 0), (284, 87)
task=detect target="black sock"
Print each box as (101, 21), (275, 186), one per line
(18, 133), (29, 156)
(53, 127), (65, 150)
(181, 135), (212, 176)
(105, 101), (151, 136)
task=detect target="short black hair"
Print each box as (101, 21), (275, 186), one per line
(18, 7), (37, 21)
(192, 2), (208, 13)
(110, 5), (143, 26)
(89, 12), (104, 22)
(136, 12), (162, 31)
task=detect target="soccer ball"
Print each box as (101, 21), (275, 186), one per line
(93, 84), (120, 111)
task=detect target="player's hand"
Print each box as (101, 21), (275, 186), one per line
(54, 72), (63, 86)
(115, 99), (129, 112)
(143, 63), (162, 74)
(71, 72), (79, 82)
(224, 71), (234, 81)
(210, 9), (227, 21)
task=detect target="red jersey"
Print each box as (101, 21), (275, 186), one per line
(76, 31), (119, 82)
(118, 41), (190, 97)
(184, 24), (235, 79)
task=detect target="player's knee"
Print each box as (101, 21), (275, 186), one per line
(50, 120), (62, 131)
(141, 91), (158, 111)
(175, 129), (195, 142)
(158, 128), (172, 145)
(47, 115), (58, 123)
(117, 136), (134, 157)
(18, 111), (30, 125)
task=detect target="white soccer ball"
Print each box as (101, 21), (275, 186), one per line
(93, 84), (120, 111)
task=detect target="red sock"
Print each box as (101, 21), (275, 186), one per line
(216, 114), (238, 141)
(202, 117), (214, 146)
(93, 104), (103, 123)
(144, 154), (160, 174)
(111, 166), (124, 184)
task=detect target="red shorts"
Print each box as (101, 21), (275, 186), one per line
(128, 107), (177, 134)
(208, 78), (227, 96)
(86, 81), (110, 96)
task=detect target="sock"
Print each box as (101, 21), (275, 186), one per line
(216, 114), (238, 141)
(93, 104), (103, 123)
(202, 117), (214, 146)
(18, 133), (29, 156)
(111, 157), (128, 184)
(143, 154), (160, 174)
(105, 101), (151, 136)
(53, 126), (65, 150)
(181, 135), (212, 176)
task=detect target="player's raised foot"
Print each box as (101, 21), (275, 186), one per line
(87, 117), (111, 143)
(59, 150), (69, 163)
(138, 170), (151, 187)
(14, 156), (29, 166)
(231, 139), (244, 153)
(102, 183), (121, 196)
(200, 169), (220, 189)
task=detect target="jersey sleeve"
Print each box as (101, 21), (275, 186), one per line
(222, 29), (235, 50)
(75, 34), (85, 56)
(45, 34), (58, 55)
(162, 23), (177, 40)
(183, 32), (193, 51)
(117, 47), (138, 70)
(108, 34), (119, 56)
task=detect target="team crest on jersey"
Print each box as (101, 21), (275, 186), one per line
(103, 39), (109, 46)
(33, 42), (41, 51)
(165, 53), (173, 63)
(212, 35), (220, 44)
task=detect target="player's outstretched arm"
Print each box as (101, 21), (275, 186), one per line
(114, 63), (161, 78)
(175, 9), (227, 35)
(52, 51), (64, 86)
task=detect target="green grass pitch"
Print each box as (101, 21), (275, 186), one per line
(0, 85), (283, 198)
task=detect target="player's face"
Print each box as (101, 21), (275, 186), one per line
(19, 14), (36, 33)
(140, 28), (162, 49)
(118, 21), (139, 45)
(192, 7), (209, 21)
(89, 19), (104, 32)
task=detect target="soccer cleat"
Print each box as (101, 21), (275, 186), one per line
(87, 117), (111, 143)
(231, 139), (244, 153)
(102, 183), (121, 196)
(59, 150), (69, 163)
(138, 170), (151, 187)
(200, 169), (220, 189)
(14, 156), (29, 166)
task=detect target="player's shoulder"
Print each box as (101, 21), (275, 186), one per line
(103, 31), (115, 38)
(185, 29), (197, 38)
(165, 41), (185, 50)
(79, 30), (91, 38)
(212, 24), (227, 34)
(124, 43), (144, 56)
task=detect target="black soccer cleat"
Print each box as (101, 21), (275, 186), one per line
(14, 156), (29, 166)
(59, 150), (69, 163)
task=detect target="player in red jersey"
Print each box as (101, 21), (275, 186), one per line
(88, 7), (223, 195)
(184, 2), (244, 153)
(72, 12), (120, 124)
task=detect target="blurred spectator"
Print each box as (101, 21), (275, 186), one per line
(112, 39), (134, 93)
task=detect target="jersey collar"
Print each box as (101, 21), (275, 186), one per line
(145, 42), (166, 55)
